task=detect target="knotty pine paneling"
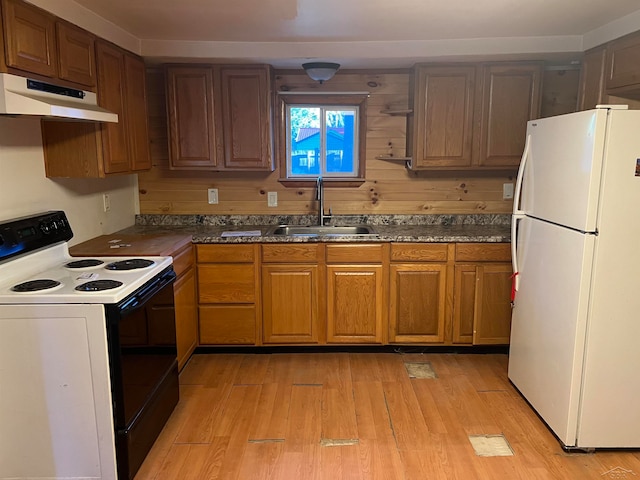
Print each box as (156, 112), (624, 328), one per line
(138, 69), (521, 215)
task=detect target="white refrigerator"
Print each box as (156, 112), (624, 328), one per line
(509, 105), (640, 449)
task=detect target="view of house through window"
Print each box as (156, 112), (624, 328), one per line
(286, 105), (359, 178)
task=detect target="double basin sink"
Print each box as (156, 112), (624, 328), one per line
(267, 225), (378, 237)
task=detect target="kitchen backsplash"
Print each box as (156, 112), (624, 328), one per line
(135, 214), (511, 226)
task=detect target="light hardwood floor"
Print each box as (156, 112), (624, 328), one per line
(134, 353), (640, 479)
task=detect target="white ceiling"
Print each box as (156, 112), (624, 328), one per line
(38, 0), (640, 68)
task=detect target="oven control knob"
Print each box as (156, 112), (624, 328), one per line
(40, 223), (50, 234)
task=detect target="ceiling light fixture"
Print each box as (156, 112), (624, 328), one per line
(302, 62), (340, 84)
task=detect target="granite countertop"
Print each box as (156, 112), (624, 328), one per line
(116, 222), (510, 244)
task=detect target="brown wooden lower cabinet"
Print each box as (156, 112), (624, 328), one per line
(262, 264), (320, 344)
(326, 265), (385, 344)
(196, 244), (259, 346)
(389, 264), (447, 343)
(194, 242), (511, 347)
(453, 243), (513, 345)
(453, 265), (476, 343)
(174, 267), (197, 369)
(473, 263), (513, 344)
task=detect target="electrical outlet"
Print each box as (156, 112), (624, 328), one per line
(102, 194), (111, 212)
(503, 183), (514, 200)
(267, 191), (278, 207)
(207, 188), (219, 204)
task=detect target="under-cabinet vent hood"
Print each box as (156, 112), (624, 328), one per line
(0, 73), (118, 122)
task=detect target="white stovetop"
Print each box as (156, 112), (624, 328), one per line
(0, 243), (172, 304)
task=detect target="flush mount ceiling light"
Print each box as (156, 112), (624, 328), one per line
(302, 62), (340, 84)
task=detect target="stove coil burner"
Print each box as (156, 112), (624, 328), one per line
(12, 279), (61, 292)
(65, 259), (105, 269)
(105, 259), (155, 271)
(75, 279), (124, 292)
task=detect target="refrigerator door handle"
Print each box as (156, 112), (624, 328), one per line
(511, 133), (531, 299)
(513, 133), (531, 216)
(511, 214), (523, 297)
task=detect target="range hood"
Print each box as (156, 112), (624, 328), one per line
(0, 72), (118, 122)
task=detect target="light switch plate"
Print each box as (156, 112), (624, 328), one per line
(208, 188), (219, 204)
(267, 191), (278, 207)
(102, 194), (111, 212)
(503, 183), (514, 200)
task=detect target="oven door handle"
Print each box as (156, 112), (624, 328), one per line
(117, 268), (176, 316)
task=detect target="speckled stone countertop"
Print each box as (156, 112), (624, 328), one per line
(123, 214), (511, 243)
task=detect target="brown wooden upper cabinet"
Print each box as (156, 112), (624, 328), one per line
(220, 67), (273, 170)
(56, 20), (95, 88)
(95, 41), (129, 174)
(0, 0), (96, 89)
(1, 0), (57, 77)
(408, 65), (476, 169)
(578, 45), (607, 110)
(605, 31), (640, 94)
(165, 64), (274, 171)
(407, 62), (542, 171)
(42, 41), (151, 177)
(475, 63), (542, 168)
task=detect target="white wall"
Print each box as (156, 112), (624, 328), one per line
(0, 117), (138, 245)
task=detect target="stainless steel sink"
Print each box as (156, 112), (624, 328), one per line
(267, 225), (378, 236)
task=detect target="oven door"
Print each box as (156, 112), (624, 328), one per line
(105, 266), (179, 480)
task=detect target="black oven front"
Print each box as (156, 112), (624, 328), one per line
(105, 266), (179, 480)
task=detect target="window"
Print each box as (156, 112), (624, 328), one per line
(278, 94), (367, 184)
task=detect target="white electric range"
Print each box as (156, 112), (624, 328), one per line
(0, 242), (173, 304)
(0, 211), (179, 480)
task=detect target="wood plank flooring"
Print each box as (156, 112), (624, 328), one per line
(134, 353), (640, 479)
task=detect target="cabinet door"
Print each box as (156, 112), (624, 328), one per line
(475, 63), (542, 167)
(473, 264), (513, 345)
(578, 46), (606, 111)
(605, 32), (640, 91)
(124, 54), (151, 171)
(327, 265), (384, 344)
(262, 264), (319, 344)
(174, 267), (197, 371)
(166, 67), (219, 169)
(389, 264), (447, 343)
(1, 0), (57, 77)
(56, 21), (95, 87)
(411, 65), (476, 169)
(453, 265), (476, 344)
(220, 66), (273, 170)
(95, 41), (129, 174)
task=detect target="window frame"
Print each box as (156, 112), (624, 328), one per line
(277, 94), (367, 187)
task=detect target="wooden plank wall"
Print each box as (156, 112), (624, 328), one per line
(138, 68), (577, 216)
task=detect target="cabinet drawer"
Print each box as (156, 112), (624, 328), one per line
(199, 305), (256, 345)
(262, 244), (321, 263)
(197, 244), (255, 263)
(390, 243), (448, 262)
(172, 244), (194, 277)
(326, 244), (383, 263)
(455, 243), (511, 262)
(197, 264), (255, 303)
